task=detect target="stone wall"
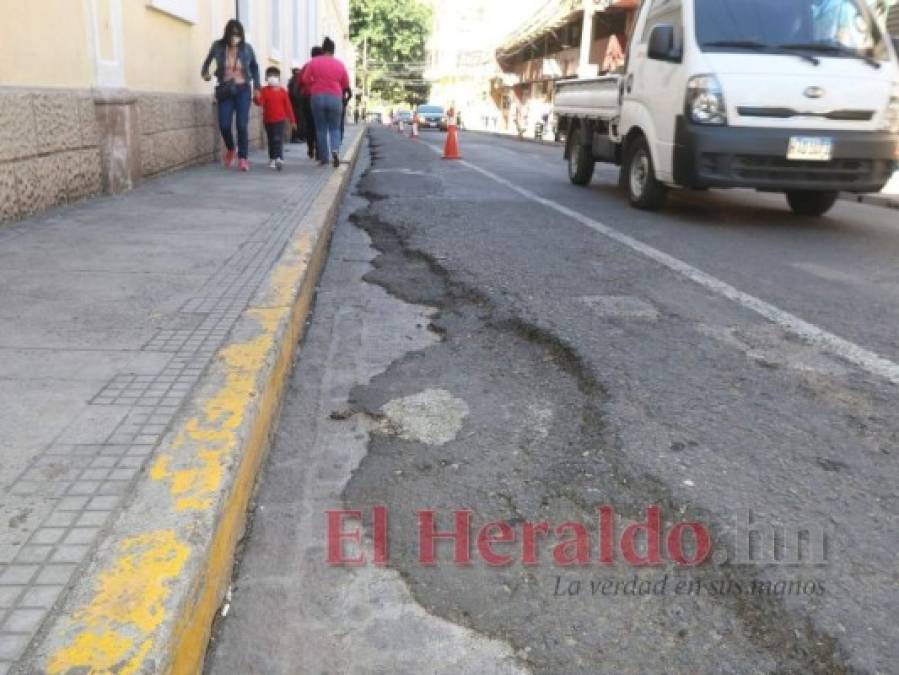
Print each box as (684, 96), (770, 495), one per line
(0, 88), (102, 223)
(0, 86), (265, 224)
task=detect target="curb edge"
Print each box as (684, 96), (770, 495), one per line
(24, 127), (368, 675)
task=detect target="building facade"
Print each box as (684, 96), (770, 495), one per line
(423, 0), (545, 130)
(889, 2), (899, 35)
(0, 0), (352, 224)
(494, 0), (637, 135)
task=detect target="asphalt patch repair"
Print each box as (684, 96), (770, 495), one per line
(336, 132), (848, 675)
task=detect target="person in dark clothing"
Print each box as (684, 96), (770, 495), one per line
(340, 85), (353, 138)
(300, 46), (324, 160)
(287, 67), (304, 143)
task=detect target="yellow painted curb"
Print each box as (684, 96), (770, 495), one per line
(27, 127), (367, 675)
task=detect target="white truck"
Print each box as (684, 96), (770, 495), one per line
(554, 0), (899, 216)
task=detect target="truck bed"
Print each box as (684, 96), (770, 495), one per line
(554, 76), (621, 121)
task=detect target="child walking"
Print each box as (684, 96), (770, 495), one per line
(255, 66), (297, 170)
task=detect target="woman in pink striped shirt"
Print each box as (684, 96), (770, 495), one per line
(301, 37), (351, 168)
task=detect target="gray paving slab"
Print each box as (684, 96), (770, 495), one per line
(0, 127), (362, 672)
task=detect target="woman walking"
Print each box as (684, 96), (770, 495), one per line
(301, 38), (350, 168)
(298, 46), (324, 160)
(201, 19), (261, 172)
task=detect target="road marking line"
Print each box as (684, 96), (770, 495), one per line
(422, 142), (899, 386)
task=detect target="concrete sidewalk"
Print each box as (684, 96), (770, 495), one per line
(0, 125), (363, 673)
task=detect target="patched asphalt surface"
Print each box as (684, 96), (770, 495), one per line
(217, 127), (899, 675)
(338, 128), (899, 674)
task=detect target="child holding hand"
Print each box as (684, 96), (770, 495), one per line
(255, 66), (297, 170)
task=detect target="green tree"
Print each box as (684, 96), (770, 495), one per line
(351, 0), (433, 107)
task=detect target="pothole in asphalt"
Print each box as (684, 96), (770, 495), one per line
(378, 388), (470, 446)
(341, 131), (850, 675)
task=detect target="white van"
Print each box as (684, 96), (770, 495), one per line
(554, 0), (899, 215)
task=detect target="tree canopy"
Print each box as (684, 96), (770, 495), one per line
(350, 0), (433, 107)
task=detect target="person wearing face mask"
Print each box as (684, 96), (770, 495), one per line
(201, 19), (261, 172)
(255, 67), (297, 171)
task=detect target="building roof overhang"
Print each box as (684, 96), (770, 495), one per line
(495, 0), (638, 62)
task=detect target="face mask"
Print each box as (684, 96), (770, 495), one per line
(267, 76), (280, 87)
(230, 36), (240, 47)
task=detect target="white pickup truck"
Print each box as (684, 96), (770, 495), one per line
(555, 0), (899, 216)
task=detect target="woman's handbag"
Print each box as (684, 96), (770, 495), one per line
(215, 47), (242, 101)
(215, 80), (239, 102)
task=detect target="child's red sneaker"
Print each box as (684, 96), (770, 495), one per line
(239, 159), (249, 172)
(223, 149), (236, 168)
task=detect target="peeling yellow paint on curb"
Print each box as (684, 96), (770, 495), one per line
(151, 307), (286, 512)
(47, 530), (189, 674)
(37, 128), (367, 674)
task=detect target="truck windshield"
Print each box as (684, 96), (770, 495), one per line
(695, 0), (888, 62)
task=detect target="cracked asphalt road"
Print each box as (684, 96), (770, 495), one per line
(208, 128), (899, 674)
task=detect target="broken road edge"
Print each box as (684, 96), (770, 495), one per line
(21, 128), (368, 675)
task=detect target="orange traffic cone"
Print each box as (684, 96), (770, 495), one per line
(442, 121), (461, 160)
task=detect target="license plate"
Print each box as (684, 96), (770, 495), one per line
(787, 136), (833, 162)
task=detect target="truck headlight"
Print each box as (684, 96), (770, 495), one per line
(686, 75), (727, 125)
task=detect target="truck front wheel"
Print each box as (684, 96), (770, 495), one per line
(623, 136), (667, 211)
(567, 127), (595, 186)
(785, 190), (839, 217)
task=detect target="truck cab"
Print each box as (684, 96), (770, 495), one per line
(556, 0), (899, 215)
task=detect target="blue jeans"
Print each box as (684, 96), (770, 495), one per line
(311, 94), (343, 160)
(218, 83), (252, 159)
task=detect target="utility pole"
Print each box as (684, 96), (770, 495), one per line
(577, 0), (597, 79)
(363, 34), (369, 112)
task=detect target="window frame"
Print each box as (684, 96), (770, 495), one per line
(146, 0), (198, 24)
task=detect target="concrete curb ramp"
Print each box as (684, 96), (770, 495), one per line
(22, 129), (367, 675)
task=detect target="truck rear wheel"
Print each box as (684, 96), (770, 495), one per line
(623, 136), (667, 211)
(567, 127), (595, 186)
(785, 190), (839, 217)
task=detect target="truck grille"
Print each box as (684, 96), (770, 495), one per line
(737, 107), (875, 121)
(701, 154), (893, 186)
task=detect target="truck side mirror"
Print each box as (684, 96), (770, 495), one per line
(648, 24), (681, 63)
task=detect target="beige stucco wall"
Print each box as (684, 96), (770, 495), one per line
(2, 0), (352, 94)
(0, 0), (349, 225)
(0, 0), (94, 88)
(124, 1), (227, 95)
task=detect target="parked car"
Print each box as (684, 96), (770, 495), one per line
(415, 104), (449, 131)
(554, 0), (899, 216)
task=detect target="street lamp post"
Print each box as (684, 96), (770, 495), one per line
(577, 0), (597, 78)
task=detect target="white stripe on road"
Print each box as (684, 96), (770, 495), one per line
(422, 142), (899, 386)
